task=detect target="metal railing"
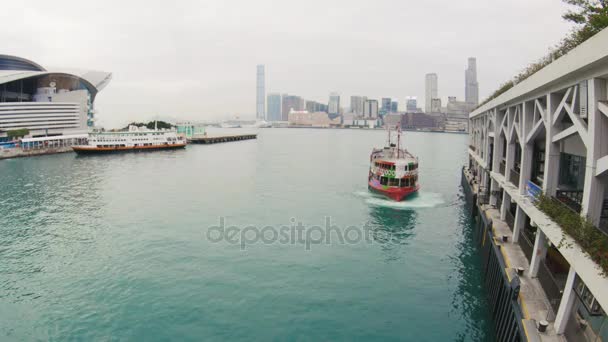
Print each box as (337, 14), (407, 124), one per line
(555, 190), (583, 214)
(509, 169), (520, 187)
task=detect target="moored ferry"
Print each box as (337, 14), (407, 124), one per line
(368, 126), (419, 201)
(72, 125), (186, 154)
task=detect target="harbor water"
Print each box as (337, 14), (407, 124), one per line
(0, 128), (494, 341)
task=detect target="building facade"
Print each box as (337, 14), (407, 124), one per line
(425, 73), (438, 113)
(406, 97), (418, 112)
(350, 96), (367, 115)
(465, 57), (479, 106)
(381, 98), (392, 113)
(281, 94), (304, 121)
(256, 65), (265, 120)
(363, 99), (378, 118)
(468, 29), (608, 341)
(0, 55), (111, 137)
(267, 93), (282, 122)
(390, 101), (398, 113)
(328, 92), (340, 116)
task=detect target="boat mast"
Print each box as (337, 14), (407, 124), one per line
(397, 124), (401, 159)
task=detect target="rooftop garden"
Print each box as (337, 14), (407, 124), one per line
(479, 0), (608, 107)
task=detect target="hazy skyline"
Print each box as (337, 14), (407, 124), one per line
(2, 0), (575, 127)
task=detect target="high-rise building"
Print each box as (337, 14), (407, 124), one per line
(465, 58), (479, 106)
(306, 100), (328, 113)
(328, 92), (340, 115)
(406, 97), (418, 112)
(350, 96), (367, 115)
(363, 99), (378, 118)
(425, 73), (438, 113)
(267, 93), (282, 122)
(281, 94), (304, 121)
(381, 98), (392, 112)
(256, 65), (265, 120)
(390, 101), (398, 113)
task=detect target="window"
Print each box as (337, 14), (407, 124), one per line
(575, 277), (604, 316)
(388, 178), (399, 187)
(380, 177), (388, 186)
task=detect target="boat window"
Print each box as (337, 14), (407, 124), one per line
(388, 178), (399, 187)
(390, 165), (395, 171)
(380, 177), (388, 186)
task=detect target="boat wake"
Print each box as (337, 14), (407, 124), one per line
(355, 191), (445, 209)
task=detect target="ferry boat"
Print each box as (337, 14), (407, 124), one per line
(368, 125), (419, 201)
(72, 125), (186, 154)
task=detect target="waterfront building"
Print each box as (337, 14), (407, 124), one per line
(467, 28), (608, 341)
(425, 73), (438, 113)
(406, 97), (418, 112)
(350, 96), (367, 115)
(465, 57), (479, 106)
(390, 101), (398, 113)
(267, 93), (282, 122)
(381, 98), (392, 113)
(281, 94), (304, 121)
(0, 55), (111, 138)
(288, 110), (340, 127)
(256, 65), (265, 120)
(363, 99), (378, 118)
(328, 92), (340, 116)
(402, 112), (437, 129)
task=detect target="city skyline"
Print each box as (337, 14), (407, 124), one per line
(1, 0), (575, 128)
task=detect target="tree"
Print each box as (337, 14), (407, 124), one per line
(563, 0), (608, 38)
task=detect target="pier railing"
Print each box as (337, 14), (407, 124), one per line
(480, 228), (528, 342)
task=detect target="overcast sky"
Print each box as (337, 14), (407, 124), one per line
(2, 0), (575, 127)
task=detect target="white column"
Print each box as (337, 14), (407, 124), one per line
(544, 93), (560, 196)
(582, 78), (608, 225)
(554, 267), (577, 334)
(529, 229), (548, 277)
(490, 179), (499, 206)
(512, 206), (525, 242)
(500, 191), (510, 221)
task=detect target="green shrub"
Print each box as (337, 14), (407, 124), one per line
(536, 194), (608, 276)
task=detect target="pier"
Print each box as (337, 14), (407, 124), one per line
(465, 27), (608, 342)
(188, 134), (257, 145)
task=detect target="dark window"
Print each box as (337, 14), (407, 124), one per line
(380, 177), (388, 186)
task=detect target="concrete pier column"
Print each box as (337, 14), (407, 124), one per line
(500, 191), (510, 221)
(582, 78), (608, 225)
(554, 267), (577, 334)
(490, 179), (499, 206)
(512, 206), (525, 242)
(543, 93), (561, 197)
(519, 143), (534, 196)
(529, 229), (548, 277)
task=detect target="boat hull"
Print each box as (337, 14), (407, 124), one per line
(72, 143), (186, 154)
(368, 180), (419, 202)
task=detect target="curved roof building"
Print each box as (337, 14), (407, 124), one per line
(0, 55), (112, 137)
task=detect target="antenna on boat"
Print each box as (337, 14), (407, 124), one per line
(397, 116), (403, 159)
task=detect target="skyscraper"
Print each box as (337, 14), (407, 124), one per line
(267, 93), (282, 122)
(390, 101), (398, 113)
(281, 94), (304, 121)
(363, 99), (378, 118)
(465, 58), (479, 106)
(406, 97), (418, 112)
(350, 96), (367, 115)
(256, 65), (265, 120)
(425, 73), (438, 113)
(381, 98), (392, 113)
(328, 92), (340, 116)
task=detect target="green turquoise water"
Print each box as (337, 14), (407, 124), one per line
(0, 129), (493, 341)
